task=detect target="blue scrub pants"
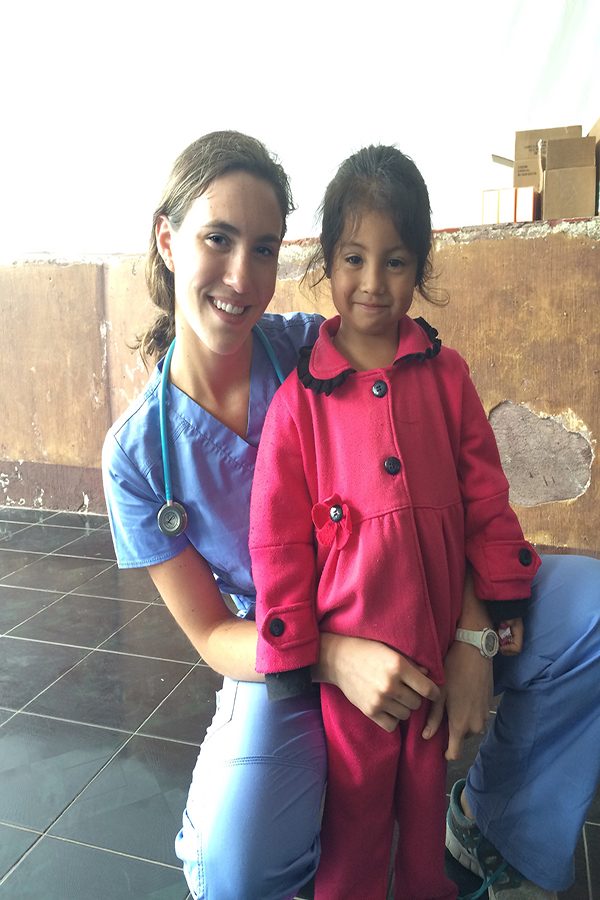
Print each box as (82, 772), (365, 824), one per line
(176, 554), (600, 898)
(466, 553), (600, 891)
(175, 678), (326, 900)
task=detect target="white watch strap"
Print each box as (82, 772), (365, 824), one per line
(455, 628), (482, 645)
(455, 627), (499, 658)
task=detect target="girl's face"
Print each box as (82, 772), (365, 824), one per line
(330, 209), (417, 351)
(157, 171), (283, 358)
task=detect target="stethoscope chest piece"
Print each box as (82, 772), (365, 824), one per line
(157, 501), (188, 537)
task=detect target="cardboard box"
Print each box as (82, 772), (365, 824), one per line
(498, 188), (516, 223)
(481, 187), (540, 224)
(587, 116), (600, 214)
(514, 160), (540, 189)
(514, 125), (582, 188)
(482, 190), (499, 224)
(539, 135), (597, 219)
(544, 135), (596, 170)
(515, 125), (582, 160)
(515, 186), (539, 222)
(542, 166), (596, 219)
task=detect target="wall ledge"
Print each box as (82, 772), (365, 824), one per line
(434, 216), (600, 245)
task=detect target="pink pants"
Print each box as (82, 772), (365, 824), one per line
(314, 685), (457, 900)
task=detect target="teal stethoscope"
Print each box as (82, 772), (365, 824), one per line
(157, 324), (286, 536)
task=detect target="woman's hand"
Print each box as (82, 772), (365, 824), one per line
(423, 640), (493, 760)
(315, 633), (440, 733)
(498, 618), (523, 655)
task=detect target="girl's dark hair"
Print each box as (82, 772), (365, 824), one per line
(307, 144), (440, 303)
(137, 131), (294, 364)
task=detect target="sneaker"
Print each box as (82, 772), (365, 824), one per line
(446, 779), (558, 899)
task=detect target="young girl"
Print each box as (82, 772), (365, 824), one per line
(249, 145), (542, 899)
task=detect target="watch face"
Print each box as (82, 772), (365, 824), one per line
(483, 630), (499, 656)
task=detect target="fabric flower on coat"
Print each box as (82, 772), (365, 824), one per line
(312, 494), (353, 549)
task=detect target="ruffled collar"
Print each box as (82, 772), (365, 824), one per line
(297, 315), (442, 396)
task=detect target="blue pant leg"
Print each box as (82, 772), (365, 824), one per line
(466, 554), (600, 891)
(175, 678), (326, 900)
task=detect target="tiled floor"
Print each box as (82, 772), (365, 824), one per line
(0, 506), (597, 899)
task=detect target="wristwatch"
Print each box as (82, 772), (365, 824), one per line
(455, 627), (499, 659)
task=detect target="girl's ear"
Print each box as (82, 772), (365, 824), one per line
(156, 215), (174, 272)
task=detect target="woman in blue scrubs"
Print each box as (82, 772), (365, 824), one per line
(103, 130), (600, 899)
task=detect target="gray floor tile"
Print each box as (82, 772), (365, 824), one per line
(27, 650), (192, 731)
(140, 665), (221, 745)
(0, 824), (39, 880)
(0, 549), (44, 580)
(0, 712), (127, 830)
(0, 522), (29, 542)
(1, 525), (88, 553)
(8, 593), (142, 647)
(99, 604), (199, 662)
(77, 564), (159, 603)
(43, 511), (108, 529)
(1, 554), (111, 592)
(49, 734), (199, 866)
(0, 507), (55, 524)
(0, 637), (88, 709)
(0, 835), (188, 899)
(0, 585), (63, 633)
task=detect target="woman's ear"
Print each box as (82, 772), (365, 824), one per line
(156, 215), (174, 271)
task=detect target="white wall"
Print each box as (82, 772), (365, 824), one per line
(2, 0), (599, 258)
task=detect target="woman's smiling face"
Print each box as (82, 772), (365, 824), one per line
(157, 170), (284, 358)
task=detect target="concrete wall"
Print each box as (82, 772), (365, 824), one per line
(1, 219), (599, 552)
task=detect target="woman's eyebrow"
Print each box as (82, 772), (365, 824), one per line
(202, 220), (281, 244)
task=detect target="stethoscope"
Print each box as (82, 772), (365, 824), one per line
(157, 324), (286, 536)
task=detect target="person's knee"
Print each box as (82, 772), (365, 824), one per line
(177, 808), (281, 900)
(534, 554), (600, 647)
(181, 759), (323, 900)
(200, 821), (319, 900)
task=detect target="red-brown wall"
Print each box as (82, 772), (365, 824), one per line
(1, 218), (598, 552)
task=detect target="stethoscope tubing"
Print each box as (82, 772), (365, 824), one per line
(253, 323), (286, 385)
(158, 325), (284, 534)
(159, 338), (178, 504)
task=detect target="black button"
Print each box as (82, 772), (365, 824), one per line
(518, 548), (532, 566)
(372, 380), (388, 398)
(329, 505), (343, 522)
(384, 456), (401, 475)
(269, 618), (285, 637)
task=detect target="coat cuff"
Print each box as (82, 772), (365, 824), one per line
(468, 540), (541, 600)
(256, 602), (319, 674)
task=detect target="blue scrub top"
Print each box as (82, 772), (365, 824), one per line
(102, 312), (322, 617)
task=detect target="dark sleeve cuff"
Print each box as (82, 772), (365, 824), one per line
(264, 667), (313, 701)
(482, 597), (532, 625)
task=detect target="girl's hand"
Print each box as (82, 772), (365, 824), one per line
(422, 616), (524, 758)
(423, 639), (493, 761)
(316, 633), (440, 733)
(497, 618), (523, 655)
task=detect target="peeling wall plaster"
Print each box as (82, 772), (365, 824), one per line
(489, 401), (594, 506)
